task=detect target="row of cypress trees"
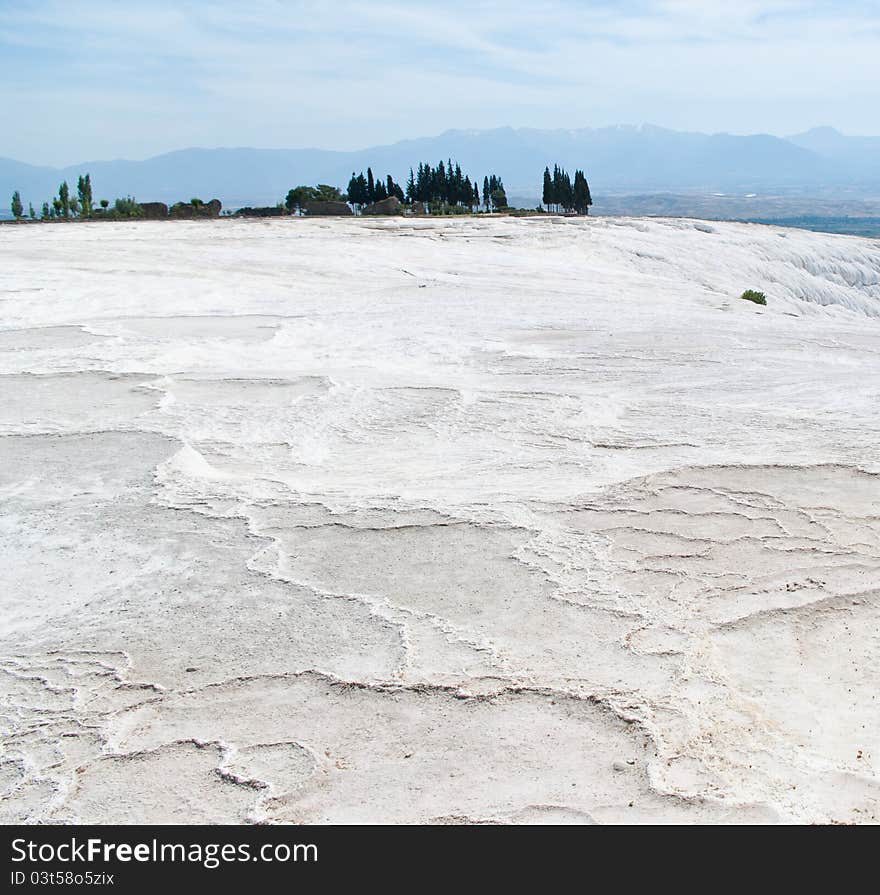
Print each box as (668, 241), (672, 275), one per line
(347, 169), (406, 207)
(406, 161), (506, 210)
(346, 161), (508, 211)
(542, 165), (592, 214)
(349, 161), (589, 213)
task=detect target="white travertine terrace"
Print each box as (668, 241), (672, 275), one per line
(1, 215), (878, 824)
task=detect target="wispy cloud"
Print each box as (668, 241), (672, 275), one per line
(1, 1), (878, 164)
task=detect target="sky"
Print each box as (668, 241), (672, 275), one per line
(2, 0), (879, 166)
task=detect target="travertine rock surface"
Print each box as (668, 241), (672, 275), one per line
(1, 216), (878, 824)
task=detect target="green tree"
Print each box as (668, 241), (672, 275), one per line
(41, 201), (50, 219)
(29, 202), (36, 219)
(415, 164), (426, 203)
(573, 170), (592, 215)
(77, 174), (93, 217)
(10, 190), (23, 219)
(547, 165), (575, 212)
(346, 173), (361, 208)
(100, 198), (109, 209)
(315, 184), (343, 202)
(285, 186), (316, 212)
(114, 196), (142, 217)
(463, 175), (473, 209)
(542, 167), (552, 211)
(58, 181), (70, 218)
(561, 170), (573, 211)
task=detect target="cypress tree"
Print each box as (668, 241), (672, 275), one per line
(542, 167), (552, 211)
(490, 177), (507, 211)
(10, 190), (23, 219)
(346, 173), (358, 208)
(58, 181), (70, 218)
(367, 168), (375, 203)
(573, 170), (592, 215)
(487, 174), (498, 211)
(415, 163), (426, 203)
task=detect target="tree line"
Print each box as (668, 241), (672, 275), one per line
(404, 161), (507, 211)
(8, 175), (226, 221)
(282, 160), (508, 215)
(9, 175), (142, 220)
(347, 169), (405, 207)
(285, 161), (591, 216)
(542, 165), (592, 214)
(10, 161), (594, 220)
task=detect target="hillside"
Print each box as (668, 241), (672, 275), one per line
(3, 124), (879, 213)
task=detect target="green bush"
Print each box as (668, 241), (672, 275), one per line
(740, 289), (767, 306)
(114, 196), (143, 218)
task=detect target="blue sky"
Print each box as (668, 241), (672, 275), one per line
(2, 0), (879, 166)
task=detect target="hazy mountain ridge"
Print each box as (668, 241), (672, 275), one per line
(2, 125), (878, 211)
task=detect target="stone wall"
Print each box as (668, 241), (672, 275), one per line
(235, 207), (284, 217)
(139, 202), (169, 220)
(304, 201), (353, 216)
(169, 199), (223, 219)
(362, 196), (402, 216)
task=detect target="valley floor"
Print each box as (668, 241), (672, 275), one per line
(1, 215), (878, 823)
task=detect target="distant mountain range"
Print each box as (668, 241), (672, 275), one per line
(2, 125), (879, 213)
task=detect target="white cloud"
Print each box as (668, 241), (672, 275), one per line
(1, 0), (878, 164)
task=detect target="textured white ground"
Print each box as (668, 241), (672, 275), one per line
(1, 215), (879, 825)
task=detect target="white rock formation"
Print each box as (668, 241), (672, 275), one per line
(1, 215), (878, 824)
